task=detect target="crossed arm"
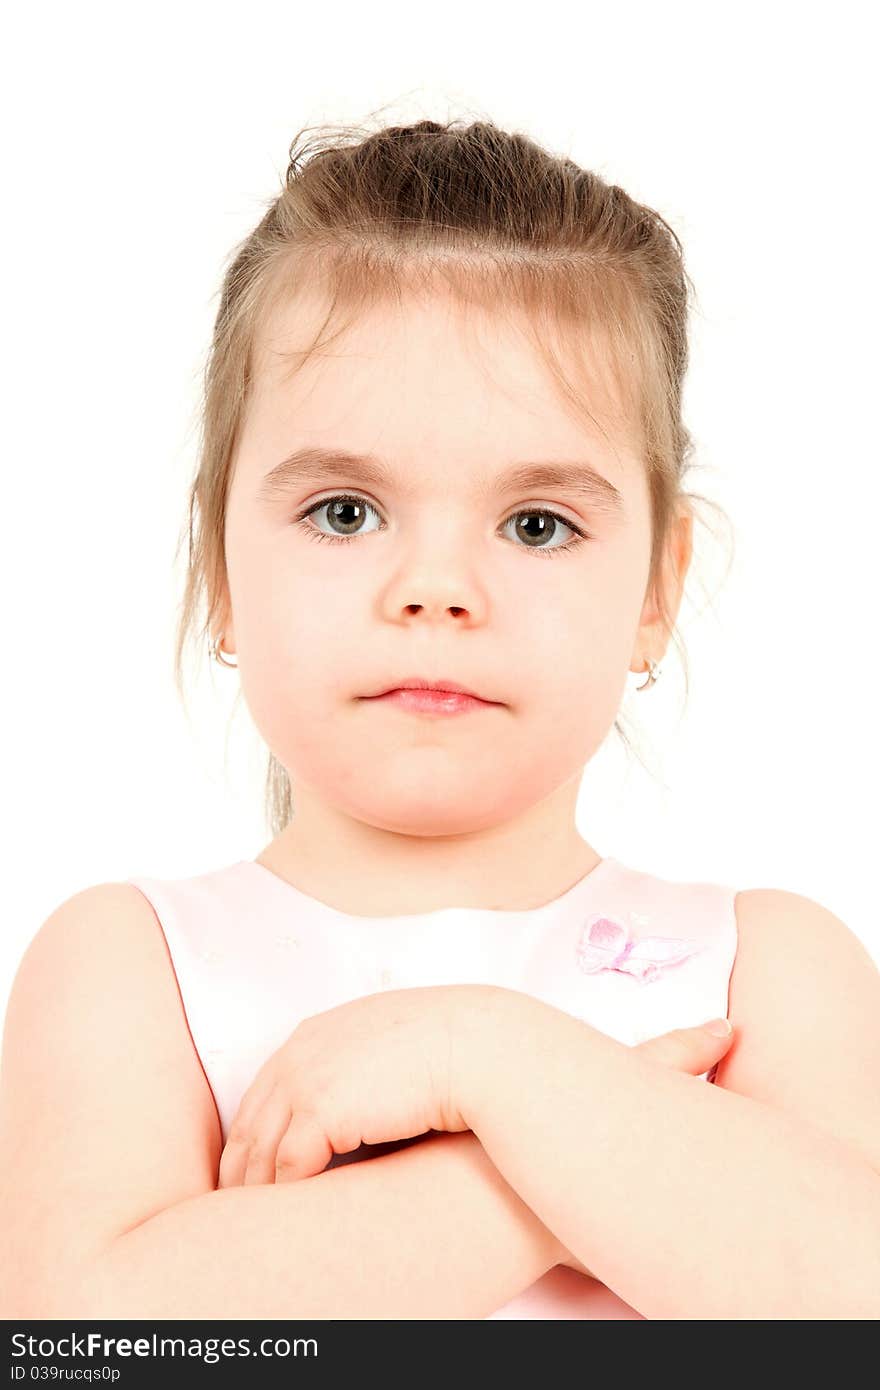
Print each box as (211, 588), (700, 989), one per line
(330, 890), (880, 1317)
(76, 888), (880, 1319)
(446, 890), (880, 1319)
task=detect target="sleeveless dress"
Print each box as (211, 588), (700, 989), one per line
(125, 854), (739, 1320)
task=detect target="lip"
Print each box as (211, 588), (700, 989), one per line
(363, 676), (499, 702)
(363, 688), (497, 716)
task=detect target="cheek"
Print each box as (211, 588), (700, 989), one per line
(508, 573), (640, 753)
(233, 560), (347, 677)
(514, 578), (633, 693)
(241, 645), (341, 747)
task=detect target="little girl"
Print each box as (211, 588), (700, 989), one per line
(3, 116), (880, 1322)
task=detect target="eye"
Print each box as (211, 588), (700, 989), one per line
(294, 494), (382, 542)
(502, 509), (589, 557)
(292, 494), (591, 557)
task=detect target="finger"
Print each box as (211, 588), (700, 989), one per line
(635, 1021), (734, 1076)
(242, 1094), (296, 1187)
(218, 1092), (291, 1189)
(216, 1072), (277, 1188)
(275, 1110), (334, 1184)
(217, 1128), (251, 1189)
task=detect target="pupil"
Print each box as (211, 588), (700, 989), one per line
(518, 514), (550, 544)
(331, 500), (362, 533)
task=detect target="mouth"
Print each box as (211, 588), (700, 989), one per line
(359, 678), (502, 716)
(361, 676), (500, 703)
(362, 689), (496, 716)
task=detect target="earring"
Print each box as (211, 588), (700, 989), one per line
(209, 632), (239, 668)
(635, 656), (661, 691)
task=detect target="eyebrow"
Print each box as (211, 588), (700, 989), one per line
(257, 446), (625, 516)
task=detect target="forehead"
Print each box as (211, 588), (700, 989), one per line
(242, 284), (640, 491)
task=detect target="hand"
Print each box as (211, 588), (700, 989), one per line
(217, 984), (481, 1188)
(558, 1019), (735, 1278)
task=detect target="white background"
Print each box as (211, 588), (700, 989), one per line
(2, 0), (877, 1042)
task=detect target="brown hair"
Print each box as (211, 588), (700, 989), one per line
(173, 110), (731, 838)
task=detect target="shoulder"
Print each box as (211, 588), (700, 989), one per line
(12, 880), (193, 1067)
(8, 877), (219, 1143)
(732, 885), (878, 978)
(714, 887), (880, 1172)
(729, 885), (880, 1020)
(20, 880), (171, 975)
(31, 878), (163, 929)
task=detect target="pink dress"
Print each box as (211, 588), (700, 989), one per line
(125, 854), (738, 1319)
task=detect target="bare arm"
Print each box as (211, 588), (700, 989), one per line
(80, 1129), (559, 1320)
(1, 885), (573, 1321)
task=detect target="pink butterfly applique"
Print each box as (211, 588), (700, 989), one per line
(576, 913), (701, 984)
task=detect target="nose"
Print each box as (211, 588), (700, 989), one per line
(383, 554), (489, 625)
(376, 513), (493, 624)
(404, 601), (466, 618)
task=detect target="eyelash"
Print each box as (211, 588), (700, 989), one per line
(291, 493), (592, 559)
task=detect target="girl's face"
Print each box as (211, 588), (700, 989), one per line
(223, 287), (684, 841)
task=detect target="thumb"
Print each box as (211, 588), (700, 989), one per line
(634, 1018), (734, 1076)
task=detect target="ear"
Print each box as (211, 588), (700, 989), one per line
(632, 505), (693, 666)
